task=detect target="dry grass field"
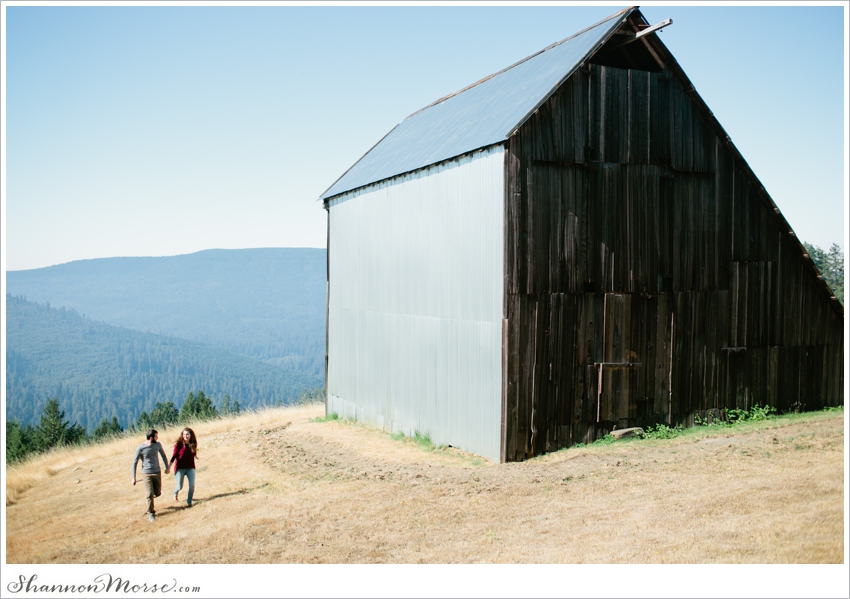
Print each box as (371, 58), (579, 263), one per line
(5, 404), (845, 564)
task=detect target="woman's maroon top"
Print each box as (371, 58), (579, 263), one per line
(170, 444), (196, 470)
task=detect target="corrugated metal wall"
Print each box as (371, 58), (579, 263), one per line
(326, 146), (505, 462)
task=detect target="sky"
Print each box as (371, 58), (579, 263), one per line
(2, 3), (848, 274)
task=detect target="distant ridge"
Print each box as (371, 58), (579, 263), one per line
(6, 295), (323, 430)
(6, 248), (326, 376)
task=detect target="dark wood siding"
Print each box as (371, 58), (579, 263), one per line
(503, 62), (844, 462)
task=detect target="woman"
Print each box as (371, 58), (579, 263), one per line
(170, 427), (198, 507)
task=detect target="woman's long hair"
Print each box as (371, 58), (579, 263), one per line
(174, 427), (198, 454)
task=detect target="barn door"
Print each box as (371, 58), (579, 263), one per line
(596, 293), (643, 424)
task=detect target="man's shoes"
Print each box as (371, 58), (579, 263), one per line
(148, 514), (155, 522)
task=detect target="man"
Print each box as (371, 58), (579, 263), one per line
(131, 429), (170, 522)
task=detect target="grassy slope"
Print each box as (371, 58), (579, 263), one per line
(6, 296), (322, 429)
(5, 405), (844, 564)
(6, 248), (326, 374)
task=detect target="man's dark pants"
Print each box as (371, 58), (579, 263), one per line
(143, 473), (162, 515)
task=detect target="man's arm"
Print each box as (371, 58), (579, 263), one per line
(159, 444), (170, 474)
(131, 445), (141, 484)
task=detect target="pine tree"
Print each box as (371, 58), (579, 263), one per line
(138, 401), (180, 429)
(137, 410), (150, 429)
(33, 398), (82, 451)
(66, 422), (88, 445)
(6, 420), (34, 463)
(180, 390), (218, 422)
(220, 394), (240, 416)
(92, 416), (123, 440)
(179, 391), (196, 421)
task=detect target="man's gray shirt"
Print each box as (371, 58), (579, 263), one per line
(132, 441), (168, 477)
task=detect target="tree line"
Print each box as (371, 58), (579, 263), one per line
(5, 386), (326, 464)
(5, 390), (240, 464)
(803, 242), (844, 304)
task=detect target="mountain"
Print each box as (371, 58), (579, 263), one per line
(5, 295), (323, 430)
(6, 248), (326, 375)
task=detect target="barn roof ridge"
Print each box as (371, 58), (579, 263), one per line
(404, 6), (635, 121)
(319, 6), (635, 202)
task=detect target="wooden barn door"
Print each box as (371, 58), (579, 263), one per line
(596, 293), (655, 426)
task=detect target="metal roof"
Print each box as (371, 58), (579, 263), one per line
(320, 8), (634, 201)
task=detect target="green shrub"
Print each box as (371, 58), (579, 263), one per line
(644, 423), (683, 439)
(412, 431), (435, 450)
(694, 412), (726, 427)
(311, 412), (339, 423)
(592, 434), (616, 446)
(391, 429), (443, 451)
(727, 404), (776, 423)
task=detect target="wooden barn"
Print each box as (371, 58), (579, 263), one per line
(320, 6), (844, 462)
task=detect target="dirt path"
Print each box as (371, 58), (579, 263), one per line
(5, 406), (844, 564)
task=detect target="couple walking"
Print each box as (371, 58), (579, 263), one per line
(131, 427), (199, 522)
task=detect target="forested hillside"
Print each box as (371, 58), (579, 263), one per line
(6, 296), (323, 430)
(6, 248), (326, 375)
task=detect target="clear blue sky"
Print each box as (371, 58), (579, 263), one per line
(3, 3), (847, 271)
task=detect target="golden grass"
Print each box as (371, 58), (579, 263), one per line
(4, 405), (320, 506)
(5, 404), (844, 564)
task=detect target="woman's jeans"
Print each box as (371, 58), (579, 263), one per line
(174, 468), (196, 505)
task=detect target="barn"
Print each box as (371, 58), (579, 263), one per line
(319, 6), (844, 462)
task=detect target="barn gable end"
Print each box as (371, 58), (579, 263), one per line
(502, 8), (843, 461)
